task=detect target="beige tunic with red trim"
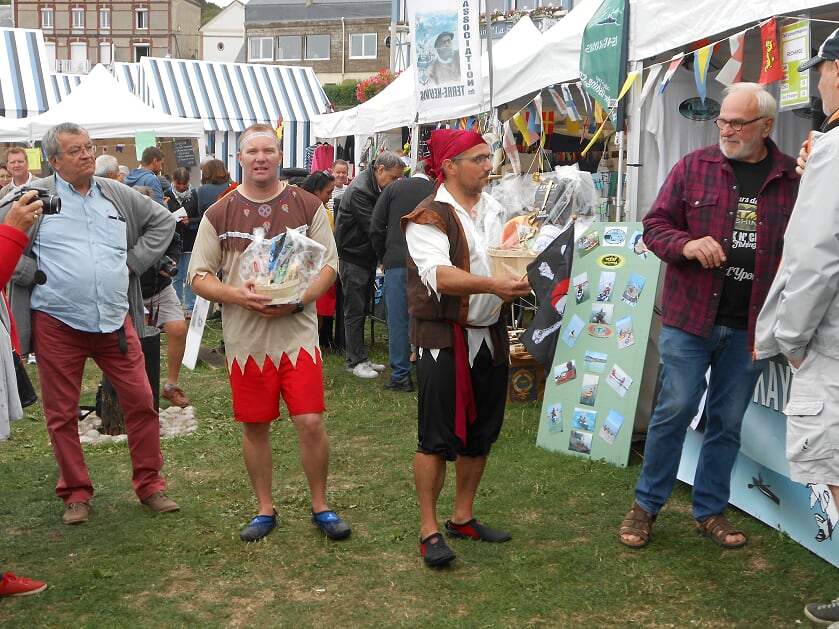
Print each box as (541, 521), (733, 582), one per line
(189, 184), (338, 373)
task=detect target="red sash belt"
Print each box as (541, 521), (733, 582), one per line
(451, 322), (478, 445)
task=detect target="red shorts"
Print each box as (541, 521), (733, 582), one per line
(229, 349), (325, 422)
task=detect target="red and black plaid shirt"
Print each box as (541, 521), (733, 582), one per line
(643, 140), (799, 350)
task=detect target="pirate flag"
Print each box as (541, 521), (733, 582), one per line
(521, 226), (575, 371)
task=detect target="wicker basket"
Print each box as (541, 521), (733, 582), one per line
(252, 277), (301, 305)
(487, 247), (537, 278)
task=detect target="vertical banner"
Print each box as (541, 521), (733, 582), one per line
(409, 0), (483, 123)
(779, 19), (811, 111)
(579, 0), (625, 122)
(759, 18), (785, 85)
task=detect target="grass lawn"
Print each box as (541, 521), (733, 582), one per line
(1, 320), (836, 628)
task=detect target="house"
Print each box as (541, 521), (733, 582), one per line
(244, 0), (392, 83)
(13, 0), (203, 73)
(200, 0), (247, 63)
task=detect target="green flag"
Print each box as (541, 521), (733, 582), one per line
(579, 0), (625, 122)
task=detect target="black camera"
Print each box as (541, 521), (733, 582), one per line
(159, 256), (178, 278)
(14, 186), (62, 215)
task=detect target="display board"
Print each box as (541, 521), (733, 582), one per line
(536, 221), (661, 466)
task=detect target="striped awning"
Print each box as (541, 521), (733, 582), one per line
(0, 28), (54, 118)
(138, 57), (329, 132)
(113, 62), (139, 95)
(49, 73), (83, 104)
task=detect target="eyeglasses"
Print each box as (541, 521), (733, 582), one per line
(714, 117), (765, 131)
(449, 153), (492, 165)
(60, 143), (96, 158)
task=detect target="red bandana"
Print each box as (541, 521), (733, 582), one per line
(426, 129), (487, 184)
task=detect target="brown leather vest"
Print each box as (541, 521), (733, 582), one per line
(401, 199), (509, 366)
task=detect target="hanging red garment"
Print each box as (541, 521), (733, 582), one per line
(311, 143), (335, 173)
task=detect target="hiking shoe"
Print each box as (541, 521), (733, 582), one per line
(142, 491), (180, 513)
(445, 518), (511, 543)
(312, 510), (352, 540)
(350, 362), (379, 378)
(62, 502), (90, 525)
(805, 598), (839, 624)
(383, 374), (413, 392)
(420, 532), (456, 567)
(162, 384), (190, 408)
(240, 509), (278, 542)
(0, 573), (47, 597)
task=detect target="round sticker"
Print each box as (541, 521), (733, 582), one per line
(587, 324), (613, 338)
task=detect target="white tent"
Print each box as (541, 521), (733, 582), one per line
(25, 64), (205, 141)
(0, 116), (29, 141)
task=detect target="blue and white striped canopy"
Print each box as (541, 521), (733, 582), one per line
(138, 57), (329, 132)
(0, 28), (54, 118)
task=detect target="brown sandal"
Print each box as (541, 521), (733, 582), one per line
(695, 514), (746, 549)
(619, 502), (656, 548)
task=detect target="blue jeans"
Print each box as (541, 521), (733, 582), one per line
(384, 267), (411, 380)
(173, 252), (195, 314)
(635, 325), (766, 521)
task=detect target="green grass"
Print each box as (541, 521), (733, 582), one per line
(1, 320), (836, 628)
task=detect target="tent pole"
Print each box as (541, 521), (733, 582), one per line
(625, 59), (644, 222)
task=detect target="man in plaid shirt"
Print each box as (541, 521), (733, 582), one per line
(619, 83), (799, 550)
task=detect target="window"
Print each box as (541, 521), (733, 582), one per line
(44, 41), (57, 72)
(248, 37), (273, 62)
(134, 44), (150, 62)
(277, 36), (302, 61)
(100, 42), (113, 65)
(41, 8), (54, 30)
(305, 34), (330, 60)
(136, 8), (149, 30)
(349, 33), (377, 59)
(72, 8), (85, 30)
(69, 41), (88, 73)
(100, 9), (111, 31)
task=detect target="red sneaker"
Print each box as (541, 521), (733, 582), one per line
(0, 572), (47, 596)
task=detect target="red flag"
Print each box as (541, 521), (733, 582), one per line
(759, 18), (784, 85)
(542, 111), (555, 137)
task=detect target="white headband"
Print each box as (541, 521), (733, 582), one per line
(238, 131), (282, 150)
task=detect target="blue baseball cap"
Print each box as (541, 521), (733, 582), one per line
(800, 27), (839, 71)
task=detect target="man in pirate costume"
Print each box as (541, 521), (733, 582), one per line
(402, 129), (531, 566)
(189, 123), (351, 543)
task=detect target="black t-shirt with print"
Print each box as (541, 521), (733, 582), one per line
(715, 152), (773, 329)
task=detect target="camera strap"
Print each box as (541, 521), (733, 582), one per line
(117, 326), (127, 354)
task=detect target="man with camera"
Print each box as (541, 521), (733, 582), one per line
(1, 122), (180, 524)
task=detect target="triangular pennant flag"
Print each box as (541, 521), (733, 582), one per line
(716, 32), (745, 86)
(639, 64), (663, 108)
(547, 86), (568, 118)
(502, 120), (521, 176)
(693, 44), (713, 104)
(513, 111), (532, 146)
(659, 53), (685, 95)
(759, 18), (784, 85)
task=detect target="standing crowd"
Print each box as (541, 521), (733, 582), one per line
(3, 33), (839, 626)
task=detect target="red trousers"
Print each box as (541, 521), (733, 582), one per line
(32, 311), (166, 505)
